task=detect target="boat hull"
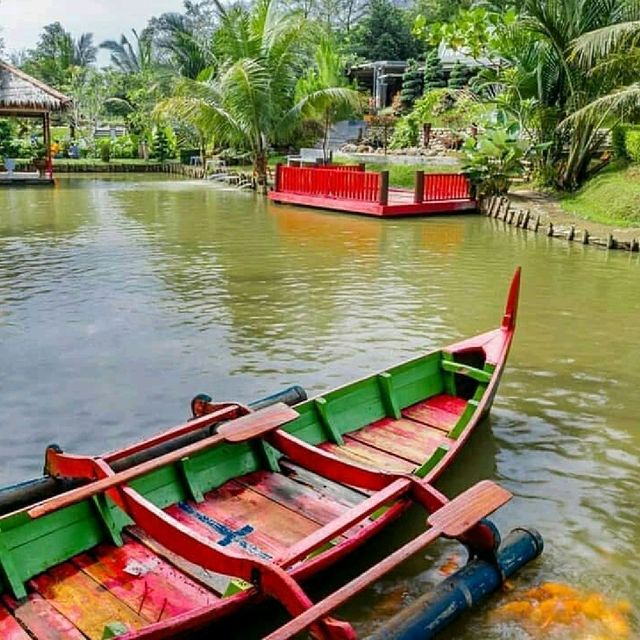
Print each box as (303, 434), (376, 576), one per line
(0, 270), (521, 640)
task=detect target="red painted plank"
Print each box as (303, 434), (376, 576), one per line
(31, 562), (147, 639)
(238, 471), (368, 535)
(402, 395), (467, 432)
(73, 537), (218, 624)
(166, 479), (321, 560)
(347, 417), (449, 464)
(127, 526), (231, 595)
(321, 439), (417, 474)
(0, 603), (30, 640)
(280, 461), (371, 502)
(3, 592), (86, 640)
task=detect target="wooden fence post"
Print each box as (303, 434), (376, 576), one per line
(414, 171), (424, 204)
(378, 171), (389, 206)
(274, 163), (282, 192)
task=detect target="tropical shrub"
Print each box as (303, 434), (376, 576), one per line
(111, 134), (139, 159)
(99, 139), (111, 162)
(462, 124), (529, 196)
(389, 116), (420, 149)
(611, 126), (628, 160)
(413, 88), (484, 134)
(0, 120), (13, 157)
(625, 129), (640, 163)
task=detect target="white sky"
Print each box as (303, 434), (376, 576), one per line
(0, 0), (185, 64)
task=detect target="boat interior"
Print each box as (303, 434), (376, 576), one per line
(0, 338), (506, 640)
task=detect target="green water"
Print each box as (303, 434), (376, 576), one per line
(1, 175), (638, 638)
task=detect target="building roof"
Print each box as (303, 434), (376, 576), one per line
(0, 60), (72, 115)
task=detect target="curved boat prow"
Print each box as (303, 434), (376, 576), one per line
(501, 267), (521, 332)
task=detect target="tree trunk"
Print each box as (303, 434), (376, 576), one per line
(322, 109), (331, 164)
(254, 151), (268, 194)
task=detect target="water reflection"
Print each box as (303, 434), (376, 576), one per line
(0, 175), (638, 638)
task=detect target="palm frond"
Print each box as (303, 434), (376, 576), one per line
(571, 20), (640, 65)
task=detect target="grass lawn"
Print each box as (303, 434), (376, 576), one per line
(364, 162), (461, 189)
(560, 162), (640, 227)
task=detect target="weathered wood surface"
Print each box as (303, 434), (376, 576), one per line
(0, 271), (520, 640)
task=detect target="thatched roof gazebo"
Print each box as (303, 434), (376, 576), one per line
(0, 59), (72, 184)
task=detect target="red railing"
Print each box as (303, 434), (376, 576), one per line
(424, 174), (471, 201)
(277, 166), (380, 202)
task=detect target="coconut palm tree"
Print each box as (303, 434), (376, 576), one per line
(100, 30), (155, 74)
(150, 12), (211, 80)
(568, 13), (640, 122)
(481, 0), (638, 189)
(156, 0), (363, 190)
(295, 37), (363, 162)
(74, 33), (97, 67)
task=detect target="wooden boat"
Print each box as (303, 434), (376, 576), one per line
(0, 269), (521, 640)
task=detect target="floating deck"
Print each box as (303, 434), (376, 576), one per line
(0, 173), (54, 187)
(268, 165), (477, 217)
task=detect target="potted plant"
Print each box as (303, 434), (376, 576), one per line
(32, 143), (48, 176)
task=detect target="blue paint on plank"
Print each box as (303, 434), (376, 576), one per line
(178, 502), (271, 560)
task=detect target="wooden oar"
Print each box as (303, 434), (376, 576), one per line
(28, 403), (299, 519)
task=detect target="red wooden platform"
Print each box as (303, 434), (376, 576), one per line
(268, 165), (477, 218)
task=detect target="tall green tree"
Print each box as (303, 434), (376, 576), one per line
(423, 49), (446, 92)
(156, 0), (362, 188)
(100, 30), (154, 74)
(399, 59), (423, 111)
(428, 1), (640, 189)
(351, 0), (422, 61)
(295, 36), (363, 161)
(22, 23), (96, 87)
(148, 12), (211, 79)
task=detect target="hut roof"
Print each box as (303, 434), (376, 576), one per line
(0, 60), (72, 114)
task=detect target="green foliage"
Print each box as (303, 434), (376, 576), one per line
(461, 123), (529, 196)
(447, 61), (468, 90)
(413, 88), (485, 132)
(412, 0), (472, 24)
(152, 127), (176, 161)
(423, 49), (446, 93)
(351, 0), (422, 61)
(625, 129), (640, 163)
(611, 125), (628, 160)
(426, 0), (640, 190)
(0, 120), (14, 157)
(111, 134), (139, 159)
(295, 36), (362, 161)
(416, 7), (517, 61)
(399, 60), (423, 112)
(560, 162), (640, 226)
(99, 139), (111, 162)
(389, 116), (420, 149)
(21, 22), (96, 87)
(155, 0), (363, 187)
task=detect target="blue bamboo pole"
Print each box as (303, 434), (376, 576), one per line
(367, 527), (544, 640)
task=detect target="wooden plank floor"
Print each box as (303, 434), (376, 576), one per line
(1, 393), (466, 639)
(402, 395), (467, 433)
(320, 395), (465, 471)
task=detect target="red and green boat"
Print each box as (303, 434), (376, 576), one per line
(0, 270), (522, 640)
